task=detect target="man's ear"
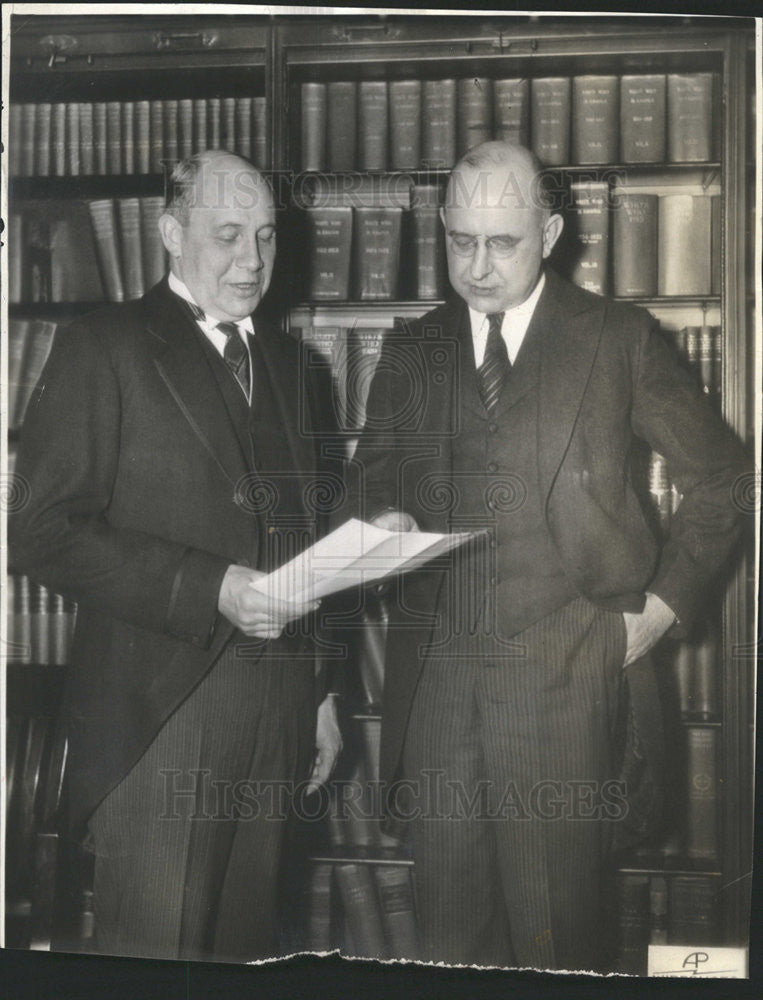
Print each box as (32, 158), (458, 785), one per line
(159, 212), (183, 259)
(541, 213), (564, 259)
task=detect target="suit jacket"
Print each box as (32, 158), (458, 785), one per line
(350, 268), (748, 788)
(10, 278), (341, 835)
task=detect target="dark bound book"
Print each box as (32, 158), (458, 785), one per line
(326, 81), (358, 172)
(304, 863), (333, 952)
(493, 78), (530, 146)
(531, 77), (571, 166)
(354, 208), (403, 300)
(345, 327), (386, 430)
(140, 197), (167, 289)
(178, 99), (193, 160)
(222, 98), (236, 154)
(49, 201), (105, 303)
(422, 79), (456, 168)
(106, 102), (121, 175)
(94, 102), (108, 175)
(374, 866), (419, 960)
(389, 80), (421, 170)
(301, 82), (327, 172)
(193, 99), (208, 155)
(616, 874), (649, 975)
(359, 82), (389, 171)
(150, 100), (164, 174)
(21, 104), (36, 176)
(35, 103), (52, 177)
(305, 207), (353, 300)
(335, 864), (387, 959)
(51, 103), (67, 177)
(667, 73), (715, 162)
(8, 213), (24, 303)
(122, 101), (135, 174)
(620, 75), (666, 163)
(568, 180), (610, 295)
(163, 100), (179, 164)
(79, 102), (95, 176)
(252, 96), (268, 169)
(411, 184), (447, 300)
(136, 101), (151, 174)
(117, 198), (145, 300)
(685, 726), (718, 859)
(658, 195), (711, 295)
(208, 98), (221, 152)
(9, 575), (32, 664)
(613, 192), (658, 297)
(10, 104), (23, 176)
(30, 583), (51, 666)
(669, 877), (719, 945)
(235, 97), (253, 160)
(571, 75), (618, 164)
(457, 77), (492, 156)
(66, 103), (81, 176)
(88, 199), (125, 302)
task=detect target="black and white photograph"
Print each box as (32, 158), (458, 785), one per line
(1, 3), (759, 986)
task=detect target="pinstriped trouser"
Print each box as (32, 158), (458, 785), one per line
(402, 595), (627, 971)
(88, 635), (315, 963)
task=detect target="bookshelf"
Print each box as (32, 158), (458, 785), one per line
(4, 12), (755, 970)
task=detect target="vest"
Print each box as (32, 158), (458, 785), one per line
(445, 316), (578, 640)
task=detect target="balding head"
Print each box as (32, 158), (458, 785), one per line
(160, 150), (276, 322)
(440, 140), (563, 312)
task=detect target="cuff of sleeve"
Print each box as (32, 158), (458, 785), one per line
(165, 548), (231, 649)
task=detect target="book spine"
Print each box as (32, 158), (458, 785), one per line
(359, 82), (389, 171)
(79, 103), (95, 176)
(612, 192), (658, 297)
(139, 196), (168, 289)
(684, 325), (701, 384)
(531, 77), (571, 167)
(8, 214), (24, 303)
(235, 97), (252, 159)
(9, 320), (32, 429)
(306, 207), (353, 300)
(669, 876), (719, 944)
(208, 98), (221, 152)
(334, 864), (387, 959)
(699, 325), (715, 396)
(9, 575), (32, 664)
(568, 180), (610, 295)
(422, 79), (456, 169)
(670, 642), (693, 717)
(493, 78), (530, 146)
(456, 77), (492, 157)
(50, 592), (70, 667)
(667, 73), (714, 162)
(389, 80), (421, 170)
(35, 103), (52, 177)
(136, 101), (151, 173)
(66, 103), (81, 176)
(649, 876), (669, 945)
(304, 863), (333, 951)
(193, 99), (208, 155)
(302, 325), (347, 427)
(164, 100), (179, 164)
(345, 327), (386, 429)
(106, 102), (121, 175)
(619, 75), (666, 163)
(326, 81), (358, 172)
(149, 101), (164, 174)
(301, 83), (327, 171)
(711, 194), (721, 295)
(374, 865), (419, 960)
(616, 874), (650, 975)
(21, 104), (36, 176)
(685, 726), (718, 859)
(411, 185), (446, 300)
(221, 97), (236, 153)
(657, 195), (712, 295)
(31, 582), (51, 665)
(693, 630), (718, 718)
(10, 104), (23, 176)
(178, 99), (193, 160)
(27, 216), (51, 304)
(14, 320), (56, 428)
(88, 200), (125, 302)
(117, 198), (145, 300)
(354, 208), (402, 300)
(122, 102), (135, 174)
(252, 96), (268, 169)
(648, 451), (671, 532)
(94, 102), (108, 175)
(571, 75), (618, 164)
(712, 324), (722, 403)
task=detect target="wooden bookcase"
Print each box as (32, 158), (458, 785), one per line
(4, 12), (756, 967)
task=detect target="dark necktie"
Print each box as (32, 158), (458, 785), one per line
(215, 320), (251, 400)
(477, 312), (509, 411)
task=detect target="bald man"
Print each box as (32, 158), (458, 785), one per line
(10, 152), (343, 961)
(352, 142), (746, 970)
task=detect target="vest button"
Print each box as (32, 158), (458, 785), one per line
(487, 422), (498, 434)
(487, 461), (498, 473)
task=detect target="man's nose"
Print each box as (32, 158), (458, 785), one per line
(469, 240), (491, 280)
(234, 235), (263, 271)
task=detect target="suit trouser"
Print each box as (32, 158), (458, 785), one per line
(402, 595), (627, 970)
(87, 635), (315, 963)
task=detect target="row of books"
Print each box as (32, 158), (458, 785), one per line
(8, 198), (167, 306)
(5, 575), (77, 667)
(301, 187), (721, 304)
(302, 861), (418, 959)
(301, 73), (719, 172)
(616, 874), (719, 974)
(9, 97), (269, 177)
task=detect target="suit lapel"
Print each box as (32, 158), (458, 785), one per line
(536, 269), (606, 501)
(144, 280), (250, 487)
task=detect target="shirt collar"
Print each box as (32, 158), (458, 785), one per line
(169, 271), (255, 336)
(468, 271), (546, 335)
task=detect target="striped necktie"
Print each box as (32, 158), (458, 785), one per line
(477, 312), (509, 411)
(183, 298), (251, 400)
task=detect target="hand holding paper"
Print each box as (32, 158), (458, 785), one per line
(249, 518), (477, 604)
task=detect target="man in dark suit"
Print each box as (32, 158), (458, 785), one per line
(351, 141), (747, 970)
(10, 151), (343, 962)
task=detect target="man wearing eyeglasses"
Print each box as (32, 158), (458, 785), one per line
(351, 141), (747, 970)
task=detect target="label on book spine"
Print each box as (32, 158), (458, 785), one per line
(613, 192), (658, 297)
(306, 207), (353, 300)
(389, 80), (421, 170)
(571, 75), (618, 164)
(568, 180), (610, 295)
(359, 82), (389, 171)
(667, 73), (715, 162)
(354, 207), (402, 300)
(531, 77), (571, 166)
(620, 75), (666, 163)
(422, 79), (456, 168)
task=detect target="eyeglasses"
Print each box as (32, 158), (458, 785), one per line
(446, 232), (519, 258)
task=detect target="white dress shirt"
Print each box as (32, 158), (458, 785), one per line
(169, 271), (254, 402)
(469, 272), (546, 368)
